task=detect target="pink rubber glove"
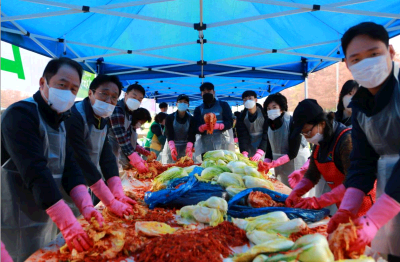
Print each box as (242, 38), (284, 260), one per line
(327, 187), (365, 233)
(250, 149), (264, 162)
(234, 138), (238, 143)
(90, 179), (133, 217)
(46, 200), (93, 252)
(266, 154), (290, 169)
(128, 152), (149, 173)
(295, 184), (346, 209)
(214, 123), (224, 130)
(288, 159), (310, 189)
(107, 176), (137, 206)
(285, 178), (315, 207)
(348, 193), (400, 253)
(1, 241), (13, 262)
(136, 145), (150, 156)
(169, 140), (178, 161)
(185, 142), (194, 158)
(242, 151), (249, 158)
(199, 124), (209, 133)
(70, 185), (104, 227)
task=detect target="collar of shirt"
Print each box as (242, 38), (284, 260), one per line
(350, 63), (395, 117)
(33, 91), (69, 130)
(83, 98), (107, 129)
(117, 99), (132, 121)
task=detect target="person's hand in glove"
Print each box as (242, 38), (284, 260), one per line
(136, 145), (150, 156)
(264, 154), (290, 169)
(185, 142), (194, 158)
(234, 137), (238, 143)
(257, 158), (271, 173)
(347, 193), (400, 253)
(168, 140), (178, 161)
(1, 241), (13, 262)
(294, 184), (346, 209)
(107, 176), (137, 206)
(242, 151), (249, 158)
(214, 123), (224, 130)
(46, 200), (93, 252)
(90, 179), (133, 218)
(70, 184), (104, 227)
(288, 159), (310, 189)
(285, 178), (315, 207)
(327, 187), (365, 233)
(128, 152), (148, 173)
(198, 124), (209, 133)
(250, 149), (264, 162)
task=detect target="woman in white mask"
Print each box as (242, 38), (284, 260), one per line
(145, 112), (167, 159)
(259, 93), (310, 187)
(285, 99), (376, 218)
(335, 80), (359, 127)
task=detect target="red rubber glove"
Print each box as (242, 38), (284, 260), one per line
(327, 187), (365, 233)
(295, 184), (346, 209)
(185, 142), (194, 158)
(250, 149), (264, 162)
(107, 176), (137, 206)
(288, 159), (310, 189)
(1, 241), (13, 262)
(136, 145), (150, 156)
(214, 123), (224, 130)
(199, 124), (209, 133)
(89, 179), (133, 217)
(348, 193), (400, 253)
(128, 152), (149, 173)
(70, 185), (104, 227)
(285, 178), (315, 207)
(46, 200), (93, 252)
(168, 140), (178, 161)
(242, 151), (249, 158)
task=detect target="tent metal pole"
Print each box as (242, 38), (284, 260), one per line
(154, 63), (197, 70)
(207, 68), (251, 77)
(309, 42), (341, 74)
(336, 62), (339, 109)
(135, 42), (196, 52)
(209, 51), (271, 63)
(304, 77), (308, 99)
(108, 69), (149, 76)
(388, 25), (400, 32)
(66, 44), (96, 73)
(257, 68), (303, 76)
(72, 52), (127, 62)
(278, 50), (342, 61)
(246, 80), (282, 86)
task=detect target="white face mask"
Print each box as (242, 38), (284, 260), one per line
(92, 99), (115, 118)
(244, 99), (256, 109)
(126, 98), (141, 111)
(42, 80), (76, 113)
(342, 95), (353, 111)
(305, 125), (324, 145)
(267, 109), (281, 120)
(349, 55), (391, 88)
(177, 102), (189, 112)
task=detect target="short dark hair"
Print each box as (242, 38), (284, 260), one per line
(242, 90), (257, 100)
(200, 82), (214, 91)
(131, 108), (152, 125)
(159, 102), (168, 109)
(89, 74), (123, 95)
(264, 93), (288, 112)
(43, 57), (83, 83)
(155, 112), (168, 123)
(177, 94), (189, 103)
(337, 80), (359, 112)
(126, 84), (145, 97)
(341, 22), (389, 57)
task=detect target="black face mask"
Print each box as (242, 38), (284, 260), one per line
(203, 93), (214, 104)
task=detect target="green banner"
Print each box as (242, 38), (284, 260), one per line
(1, 45), (25, 80)
(77, 71), (95, 99)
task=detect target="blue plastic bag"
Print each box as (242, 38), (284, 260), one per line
(227, 187), (329, 223)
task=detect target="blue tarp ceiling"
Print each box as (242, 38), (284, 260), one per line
(2, 0), (400, 107)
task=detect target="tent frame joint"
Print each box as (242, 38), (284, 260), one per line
(312, 4), (321, 11)
(82, 6), (90, 13)
(127, 50), (133, 54)
(199, 74), (205, 78)
(194, 23), (207, 31)
(197, 60), (207, 65)
(272, 49), (277, 53)
(197, 39), (207, 44)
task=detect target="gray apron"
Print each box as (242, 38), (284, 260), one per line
(165, 112), (192, 163)
(268, 112), (310, 187)
(108, 100), (132, 170)
(198, 100), (232, 154)
(243, 107), (265, 158)
(359, 63), (400, 256)
(1, 97), (75, 262)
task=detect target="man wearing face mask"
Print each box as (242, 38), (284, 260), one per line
(326, 22), (400, 261)
(164, 94), (196, 163)
(193, 82), (234, 156)
(1, 58), (93, 261)
(285, 99), (375, 218)
(65, 75), (136, 214)
(259, 93), (310, 187)
(108, 84), (149, 173)
(236, 91), (268, 161)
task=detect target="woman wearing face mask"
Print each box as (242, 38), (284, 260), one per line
(236, 90), (268, 161)
(127, 108), (152, 163)
(260, 93), (310, 187)
(335, 80), (359, 127)
(108, 84), (149, 173)
(163, 94), (196, 163)
(145, 112), (167, 159)
(285, 99), (376, 217)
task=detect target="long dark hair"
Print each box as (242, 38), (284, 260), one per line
(336, 80), (359, 120)
(307, 112), (336, 143)
(155, 112), (168, 124)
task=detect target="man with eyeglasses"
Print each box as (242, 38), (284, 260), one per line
(65, 75), (136, 212)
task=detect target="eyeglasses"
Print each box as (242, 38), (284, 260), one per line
(93, 90), (119, 104)
(301, 124), (318, 137)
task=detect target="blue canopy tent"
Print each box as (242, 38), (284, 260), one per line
(2, 0), (400, 108)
